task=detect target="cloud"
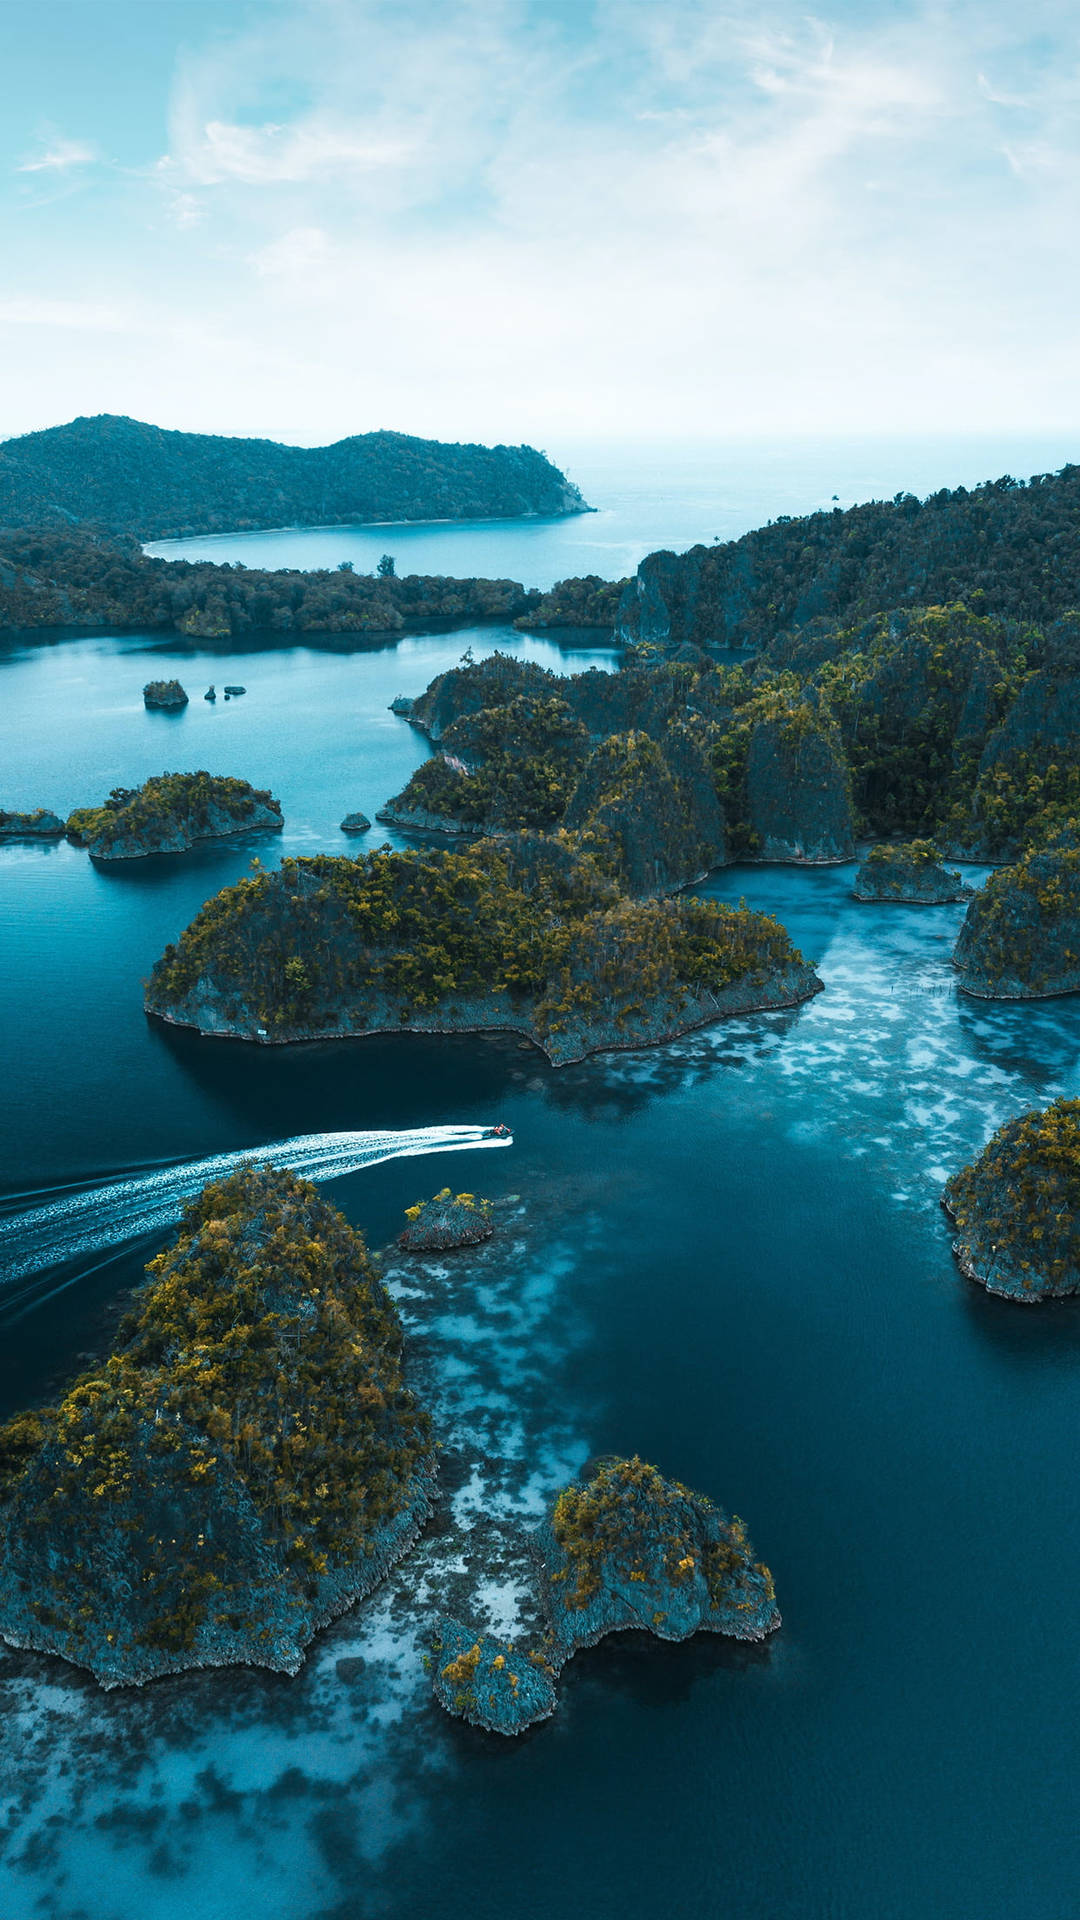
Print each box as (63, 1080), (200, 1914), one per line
(17, 136), (98, 174)
(175, 118), (410, 187)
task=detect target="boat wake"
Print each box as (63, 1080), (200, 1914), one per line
(0, 1125), (511, 1289)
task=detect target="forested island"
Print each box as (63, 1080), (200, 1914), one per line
(853, 842), (972, 903)
(433, 1457), (778, 1734)
(0, 415), (589, 538)
(66, 772), (283, 859)
(953, 830), (1080, 997)
(145, 837), (820, 1060)
(0, 1165), (434, 1685)
(943, 1099), (1080, 1300)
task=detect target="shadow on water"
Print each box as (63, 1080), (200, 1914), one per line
(957, 1264), (1080, 1371)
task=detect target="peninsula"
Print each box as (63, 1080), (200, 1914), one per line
(0, 415), (589, 539)
(0, 1164), (434, 1686)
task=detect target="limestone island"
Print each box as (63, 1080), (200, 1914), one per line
(953, 834), (1080, 998)
(143, 678), (188, 709)
(0, 808), (65, 838)
(399, 1188), (494, 1252)
(339, 811), (371, 834)
(0, 1164), (434, 1687)
(431, 1456), (779, 1735)
(66, 771), (283, 860)
(144, 836), (822, 1064)
(853, 840), (973, 904)
(942, 1098), (1080, 1301)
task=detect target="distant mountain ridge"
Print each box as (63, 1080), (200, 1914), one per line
(0, 414), (590, 540)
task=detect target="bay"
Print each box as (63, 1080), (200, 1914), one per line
(3, 469), (1080, 1917)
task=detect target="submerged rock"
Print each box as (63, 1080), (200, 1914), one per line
(399, 1189), (494, 1252)
(143, 679), (188, 709)
(431, 1457), (779, 1734)
(0, 808), (65, 838)
(953, 837), (1080, 998)
(339, 811), (372, 834)
(942, 1098), (1080, 1301)
(853, 841), (972, 903)
(0, 1164), (434, 1687)
(66, 771), (283, 860)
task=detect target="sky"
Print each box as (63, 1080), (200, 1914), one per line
(1, 0), (1079, 448)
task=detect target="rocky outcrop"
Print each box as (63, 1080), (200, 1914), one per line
(375, 797), (474, 836)
(432, 1457), (779, 1734)
(339, 811), (372, 834)
(942, 1099), (1080, 1301)
(399, 1188), (494, 1251)
(953, 838), (1080, 998)
(0, 1165), (434, 1687)
(67, 772), (283, 860)
(745, 714), (855, 863)
(0, 808), (65, 837)
(143, 678), (188, 709)
(853, 842), (972, 903)
(564, 725), (727, 894)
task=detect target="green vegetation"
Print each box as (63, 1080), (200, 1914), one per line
(546, 1455), (776, 1622)
(384, 693), (589, 831)
(514, 574), (627, 630)
(853, 840), (970, 902)
(943, 1099), (1080, 1299)
(0, 807), (64, 836)
(0, 1165), (432, 1678)
(953, 838), (1080, 996)
(143, 678), (188, 707)
(146, 838), (815, 1059)
(0, 414), (588, 538)
(399, 1188), (494, 1251)
(618, 467), (1080, 651)
(66, 771), (281, 857)
(0, 526), (541, 637)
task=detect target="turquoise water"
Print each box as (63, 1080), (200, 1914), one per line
(147, 433), (1080, 589)
(4, 543), (1080, 1913)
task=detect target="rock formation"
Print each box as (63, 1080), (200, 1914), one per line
(942, 1098), (1080, 1300)
(853, 841), (972, 903)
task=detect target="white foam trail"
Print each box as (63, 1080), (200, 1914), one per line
(0, 1126), (511, 1287)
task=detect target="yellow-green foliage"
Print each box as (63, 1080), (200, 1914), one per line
(67, 771), (275, 852)
(709, 675), (843, 852)
(550, 1455), (759, 1610)
(945, 1098), (1080, 1288)
(0, 1164), (431, 1595)
(864, 839), (942, 868)
(148, 839), (804, 1036)
(389, 693), (588, 832)
(955, 840), (1080, 990)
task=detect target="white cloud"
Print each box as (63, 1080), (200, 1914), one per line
(174, 117), (410, 187)
(17, 137), (98, 174)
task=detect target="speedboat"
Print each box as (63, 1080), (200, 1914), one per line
(483, 1123), (512, 1140)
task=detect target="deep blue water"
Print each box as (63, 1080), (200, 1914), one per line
(3, 616), (1080, 1917)
(146, 432), (1080, 589)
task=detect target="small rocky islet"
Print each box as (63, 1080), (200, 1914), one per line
(0, 808), (66, 838)
(953, 828), (1080, 999)
(853, 840), (972, 903)
(143, 677), (188, 709)
(67, 771), (283, 859)
(942, 1097), (1080, 1301)
(433, 1457), (778, 1735)
(399, 1188), (494, 1251)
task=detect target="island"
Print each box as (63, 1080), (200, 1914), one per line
(143, 838), (822, 1063)
(953, 833), (1080, 997)
(942, 1098), (1080, 1300)
(143, 678), (188, 709)
(66, 771), (283, 859)
(398, 1189), (494, 1251)
(0, 414), (590, 539)
(0, 1163), (434, 1686)
(340, 811), (372, 834)
(431, 1457), (779, 1734)
(853, 841), (973, 903)
(0, 808), (65, 838)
